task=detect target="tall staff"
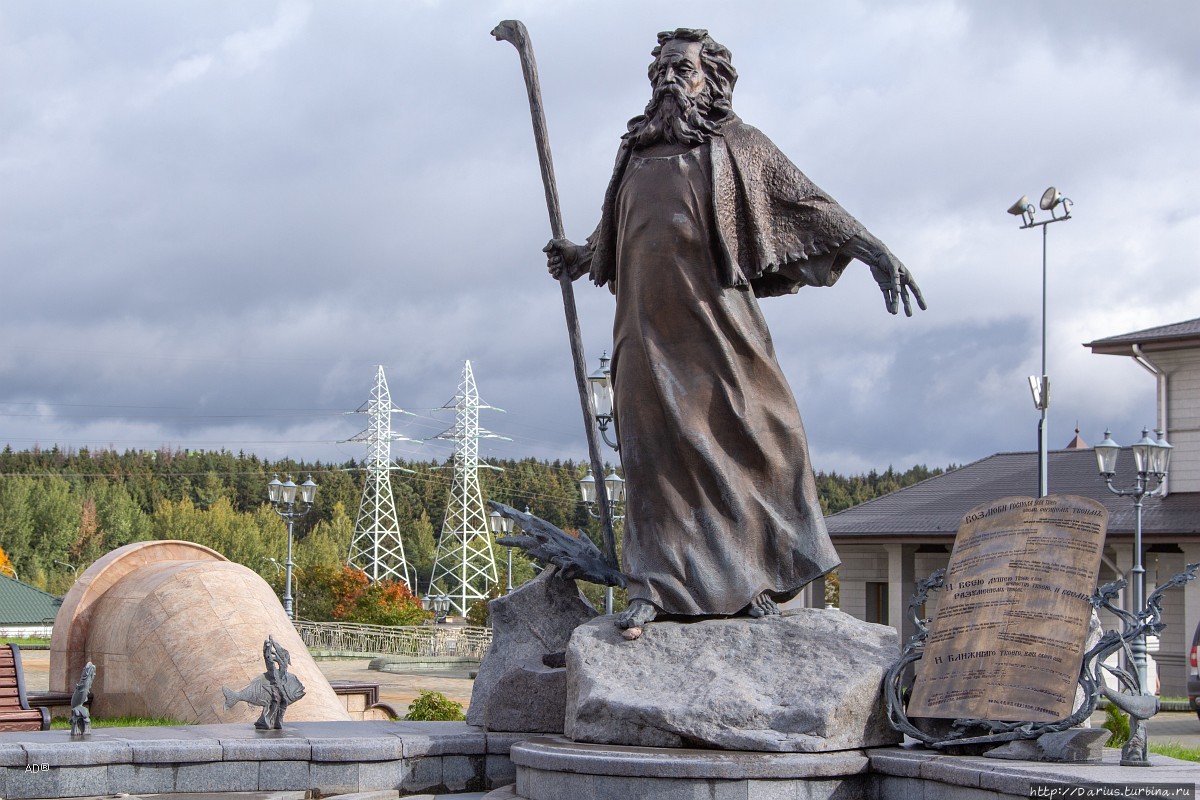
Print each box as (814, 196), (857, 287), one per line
(492, 20), (618, 571)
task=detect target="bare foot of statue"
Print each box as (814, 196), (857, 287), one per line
(618, 599), (657, 627)
(747, 592), (780, 618)
(617, 599), (658, 639)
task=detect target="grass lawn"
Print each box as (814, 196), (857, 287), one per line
(1149, 742), (1200, 762)
(3, 636), (51, 647)
(49, 716), (189, 729)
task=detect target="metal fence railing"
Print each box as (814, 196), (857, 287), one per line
(293, 620), (492, 659)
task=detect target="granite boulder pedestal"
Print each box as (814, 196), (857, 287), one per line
(486, 607), (903, 799)
(565, 607), (900, 752)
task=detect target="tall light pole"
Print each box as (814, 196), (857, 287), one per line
(1008, 187), (1073, 497)
(1095, 428), (1173, 692)
(583, 352), (625, 615)
(267, 473), (318, 619)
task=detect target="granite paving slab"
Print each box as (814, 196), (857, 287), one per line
(869, 746), (1200, 794)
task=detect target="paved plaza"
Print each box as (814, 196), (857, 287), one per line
(18, 648), (476, 718)
(17, 648), (1200, 749)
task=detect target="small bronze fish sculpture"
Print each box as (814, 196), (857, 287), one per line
(222, 636), (304, 730)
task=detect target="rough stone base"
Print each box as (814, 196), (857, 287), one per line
(565, 607), (900, 752)
(468, 568), (596, 733)
(482, 657), (568, 733)
(984, 728), (1110, 762)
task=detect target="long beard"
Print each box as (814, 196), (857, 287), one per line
(625, 80), (720, 149)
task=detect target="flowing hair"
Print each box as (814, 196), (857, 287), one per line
(625, 28), (738, 146)
(649, 28), (737, 123)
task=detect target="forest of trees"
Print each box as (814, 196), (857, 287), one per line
(0, 445), (946, 614)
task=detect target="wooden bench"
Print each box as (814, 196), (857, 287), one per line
(0, 643), (50, 731)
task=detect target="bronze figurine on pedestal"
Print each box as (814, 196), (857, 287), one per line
(222, 636), (305, 730)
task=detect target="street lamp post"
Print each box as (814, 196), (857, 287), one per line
(267, 473), (318, 619)
(582, 352), (628, 613)
(580, 468), (626, 614)
(587, 353), (618, 451)
(1008, 187), (1073, 498)
(1094, 428), (1173, 692)
(487, 509), (517, 593)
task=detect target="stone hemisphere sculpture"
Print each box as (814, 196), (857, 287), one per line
(50, 540), (348, 724)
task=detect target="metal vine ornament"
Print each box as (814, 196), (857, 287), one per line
(884, 562), (1200, 766)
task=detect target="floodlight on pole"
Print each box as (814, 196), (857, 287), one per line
(1008, 186), (1073, 498)
(1007, 195), (1035, 227)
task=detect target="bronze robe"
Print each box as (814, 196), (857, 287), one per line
(589, 120), (859, 616)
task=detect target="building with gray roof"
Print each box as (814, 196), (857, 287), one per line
(825, 317), (1200, 696)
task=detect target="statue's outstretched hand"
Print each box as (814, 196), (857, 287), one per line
(870, 253), (926, 317)
(843, 233), (926, 317)
(544, 238), (591, 281)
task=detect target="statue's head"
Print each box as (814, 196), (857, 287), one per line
(650, 29), (736, 113)
(626, 28), (737, 148)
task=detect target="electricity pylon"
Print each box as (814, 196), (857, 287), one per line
(427, 360), (509, 618)
(346, 365), (417, 588)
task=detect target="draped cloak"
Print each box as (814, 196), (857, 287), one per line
(585, 118), (864, 616)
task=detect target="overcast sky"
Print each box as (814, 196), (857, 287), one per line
(2, 0), (1198, 477)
